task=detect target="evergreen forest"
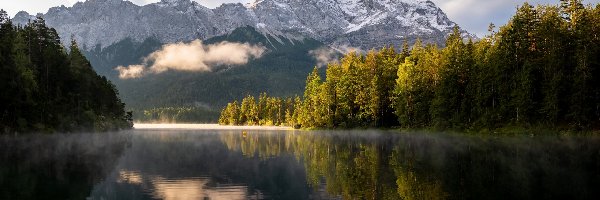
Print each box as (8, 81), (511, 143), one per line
(0, 11), (132, 133)
(84, 26), (325, 123)
(220, 0), (600, 131)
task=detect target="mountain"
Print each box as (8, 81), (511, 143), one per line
(84, 26), (326, 117)
(12, 0), (472, 51)
(8, 0), (474, 122)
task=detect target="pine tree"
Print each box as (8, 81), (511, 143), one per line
(431, 27), (473, 128)
(217, 1), (600, 131)
(0, 10), (19, 130)
(1, 15), (131, 133)
(299, 67), (322, 128)
(323, 63), (343, 127)
(394, 40), (429, 128)
(378, 46), (401, 127)
(536, 5), (569, 124)
(357, 50), (377, 125)
(240, 95), (258, 125)
(566, 1), (596, 127)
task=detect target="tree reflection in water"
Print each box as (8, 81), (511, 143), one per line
(2, 130), (598, 200)
(0, 133), (130, 200)
(221, 131), (600, 200)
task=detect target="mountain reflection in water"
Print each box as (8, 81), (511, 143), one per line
(1, 129), (599, 200)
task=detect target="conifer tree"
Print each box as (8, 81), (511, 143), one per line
(219, 1), (600, 130)
(299, 67), (322, 127)
(1, 15), (131, 133)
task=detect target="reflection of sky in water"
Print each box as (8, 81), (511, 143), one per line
(114, 170), (255, 200)
(118, 171), (144, 185)
(87, 131), (309, 200)
(151, 178), (248, 200)
(123, 171), (248, 200)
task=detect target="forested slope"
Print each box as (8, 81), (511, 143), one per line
(84, 26), (327, 122)
(0, 11), (132, 133)
(220, 0), (600, 131)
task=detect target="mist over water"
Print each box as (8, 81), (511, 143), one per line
(1, 129), (599, 200)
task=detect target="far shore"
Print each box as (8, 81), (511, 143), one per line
(133, 124), (293, 130)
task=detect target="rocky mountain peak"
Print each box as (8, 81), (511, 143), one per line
(157, 0), (195, 6)
(12, 0), (473, 51)
(12, 11), (36, 24)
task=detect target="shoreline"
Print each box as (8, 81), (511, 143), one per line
(132, 124), (600, 136)
(133, 124), (293, 131)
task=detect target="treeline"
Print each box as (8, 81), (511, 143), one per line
(220, 0), (600, 130)
(219, 93), (302, 126)
(0, 11), (132, 133)
(137, 107), (220, 123)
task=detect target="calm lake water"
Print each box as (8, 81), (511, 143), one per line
(1, 127), (599, 200)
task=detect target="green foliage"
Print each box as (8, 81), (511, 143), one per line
(219, 93), (299, 126)
(84, 26), (325, 122)
(219, 128), (600, 199)
(219, 1), (600, 131)
(299, 67), (326, 127)
(297, 49), (403, 129)
(393, 1), (599, 130)
(0, 13), (132, 133)
(393, 40), (439, 128)
(137, 107), (219, 123)
(219, 132), (449, 200)
(431, 28), (474, 129)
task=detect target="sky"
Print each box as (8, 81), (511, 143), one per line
(1, 0), (599, 36)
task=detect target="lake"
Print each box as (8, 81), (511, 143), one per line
(1, 125), (599, 200)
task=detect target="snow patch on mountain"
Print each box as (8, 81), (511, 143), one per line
(12, 0), (473, 50)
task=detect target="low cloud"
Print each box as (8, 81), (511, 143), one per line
(116, 40), (266, 79)
(116, 65), (145, 79)
(309, 47), (339, 67)
(309, 45), (363, 67)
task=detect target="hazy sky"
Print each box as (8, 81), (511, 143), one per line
(1, 0), (599, 36)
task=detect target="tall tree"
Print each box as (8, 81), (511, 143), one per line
(299, 67), (322, 127)
(1, 15), (131, 133)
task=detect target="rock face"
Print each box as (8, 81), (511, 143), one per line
(13, 0), (472, 50)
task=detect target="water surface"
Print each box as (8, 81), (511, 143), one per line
(1, 126), (599, 199)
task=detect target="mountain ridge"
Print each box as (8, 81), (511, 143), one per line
(12, 0), (474, 51)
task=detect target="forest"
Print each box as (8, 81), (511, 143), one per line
(220, 0), (600, 131)
(137, 107), (219, 123)
(0, 11), (132, 133)
(84, 26), (322, 114)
